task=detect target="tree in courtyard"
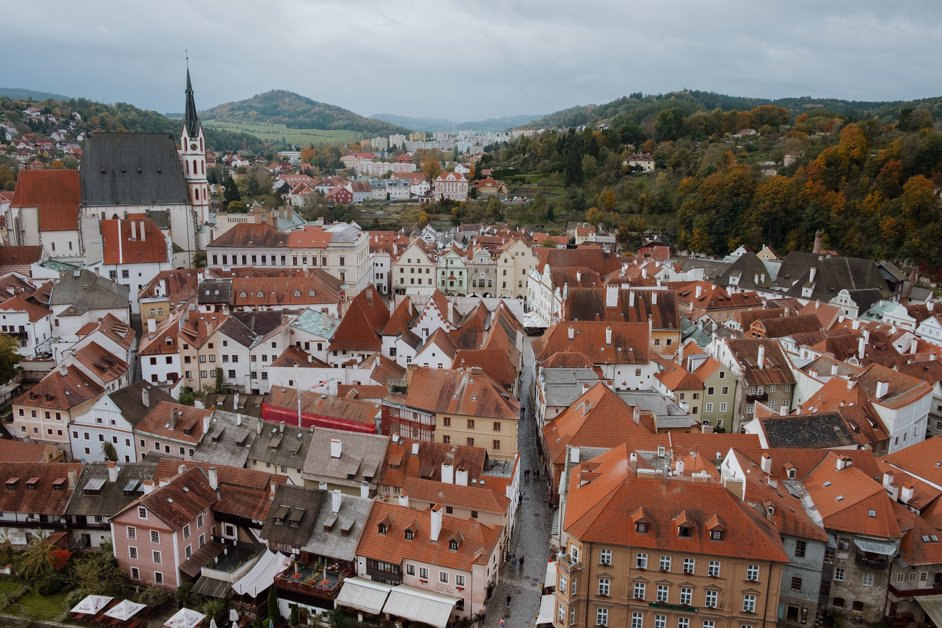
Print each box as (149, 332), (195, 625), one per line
(0, 335), (20, 384)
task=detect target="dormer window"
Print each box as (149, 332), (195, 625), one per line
(710, 530), (724, 541)
(294, 291), (301, 297)
(405, 529), (414, 540)
(635, 521), (648, 533)
(449, 539), (459, 550)
(678, 525), (692, 538)
(308, 290), (316, 297)
(378, 524), (387, 534)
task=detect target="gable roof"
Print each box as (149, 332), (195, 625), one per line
(127, 466), (217, 529)
(0, 295), (51, 322)
(48, 269), (130, 315)
(330, 285), (389, 352)
(534, 321), (650, 365)
(0, 462), (84, 515)
(14, 364), (104, 410)
(562, 288), (680, 330)
(261, 485), (324, 547)
(108, 381), (174, 426)
(80, 133), (189, 206)
(100, 218), (168, 265)
(208, 223), (287, 249)
(12, 169), (81, 231)
(65, 462), (158, 518)
(395, 367), (520, 421)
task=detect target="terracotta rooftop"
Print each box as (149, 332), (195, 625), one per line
(394, 366), (519, 421)
(100, 218), (168, 265)
(12, 169), (80, 232)
(0, 462), (84, 515)
(534, 321), (650, 365)
(135, 401), (212, 445)
(14, 364), (104, 411)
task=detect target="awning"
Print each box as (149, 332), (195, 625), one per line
(383, 584), (459, 628)
(536, 595), (555, 626)
(231, 550), (291, 598)
(335, 577), (393, 615)
(71, 595), (113, 615)
(854, 538), (898, 556)
(104, 600), (146, 622)
(544, 561), (557, 589)
(919, 595), (942, 626)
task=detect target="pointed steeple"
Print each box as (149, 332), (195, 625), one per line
(184, 64), (200, 138)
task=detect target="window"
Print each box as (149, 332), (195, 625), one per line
(680, 587), (692, 605)
(791, 576), (802, 591)
(570, 546), (580, 562)
(456, 575), (465, 586)
(443, 416), (451, 427)
(705, 590), (718, 608)
(406, 564), (415, 576)
(197, 513), (205, 528)
(183, 524), (190, 539)
(138, 507), (147, 519)
(128, 546), (138, 559)
(130, 567), (140, 580)
(152, 550), (162, 564)
(719, 402), (728, 412)
(598, 578), (611, 596)
(705, 403), (713, 412)
(440, 571), (449, 584)
(419, 567), (428, 580)
(683, 558), (695, 574)
(185, 545), (192, 559)
(150, 530), (160, 544)
(678, 618), (690, 628)
(154, 571), (163, 585)
(743, 594), (756, 613)
(636, 552), (648, 569)
(466, 438), (474, 447)
(493, 440), (501, 451)
(633, 582), (646, 600)
(660, 555), (672, 572)
(600, 549), (612, 566)
(834, 567), (845, 582)
(596, 607), (609, 627)
(703, 622), (715, 628)
(636, 520), (649, 533)
(710, 529), (724, 541)
(656, 584), (669, 602)
(655, 615), (667, 628)
(708, 560), (720, 577)
(493, 421), (501, 432)
(862, 573), (875, 587)
(794, 540), (806, 558)
(632, 612), (644, 628)
(559, 575), (568, 594)
(127, 526), (137, 540)
(746, 564), (759, 582)
(467, 419), (475, 429)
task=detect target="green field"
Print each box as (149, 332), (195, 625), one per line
(204, 120), (363, 145)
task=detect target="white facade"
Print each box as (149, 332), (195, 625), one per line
(69, 394), (139, 463)
(496, 239), (537, 299)
(0, 307), (52, 358)
(392, 242), (438, 297)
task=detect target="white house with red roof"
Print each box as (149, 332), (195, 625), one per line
(433, 172), (468, 203)
(0, 295), (52, 357)
(94, 217), (172, 314)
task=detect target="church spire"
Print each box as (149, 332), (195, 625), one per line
(184, 61), (200, 138)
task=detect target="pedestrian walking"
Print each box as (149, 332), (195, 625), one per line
(535, 467), (540, 480)
(512, 556), (518, 569)
(524, 469), (530, 481)
(499, 618), (506, 627)
(519, 555), (525, 569)
(506, 594), (512, 609)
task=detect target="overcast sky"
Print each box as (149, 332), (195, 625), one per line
(6, 1), (941, 122)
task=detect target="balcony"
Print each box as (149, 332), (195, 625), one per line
(276, 561), (345, 601)
(855, 551), (890, 571)
(889, 583), (942, 598)
(558, 555), (583, 573)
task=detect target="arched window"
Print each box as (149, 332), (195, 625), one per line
(185, 160), (190, 175)
(239, 291), (247, 298)
(293, 290), (301, 297)
(257, 291), (264, 298)
(308, 290), (316, 297)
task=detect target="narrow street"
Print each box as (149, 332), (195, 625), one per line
(482, 336), (553, 626)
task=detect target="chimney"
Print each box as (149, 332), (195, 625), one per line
(203, 415), (211, 435)
(757, 344), (766, 369)
(674, 459), (685, 475)
(901, 483), (914, 504)
(59, 364), (68, 377)
(141, 480), (155, 494)
(779, 404), (788, 416)
(606, 285), (618, 308)
(641, 267), (648, 279)
(147, 318), (157, 335)
(760, 453), (772, 474)
(130, 220), (137, 241)
(629, 290), (635, 307)
(208, 467), (218, 490)
(651, 292), (657, 305)
(570, 446), (580, 464)
(169, 409), (179, 429)
(398, 494), (410, 508)
(835, 456), (851, 471)
(107, 462), (119, 483)
(256, 419), (263, 435)
(576, 271), (582, 282)
(929, 302), (935, 312)
(858, 336), (866, 360)
(875, 380), (889, 399)
(233, 392), (240, 410)
(851, 319), (860, 330)
(330, 438), (342, 458)
(882, 471), (894, 491)
(808, 267), (817, 284)
(411, 441), (419, 456)
(568, 326), (575, 341)
(140, 221), (146, 241)
(360, 482), (369, 498)
(831, 364), (839, 376)
(911, 338), (919, 355)
(178, 463), (187, 475)
(441, 462), (455, 484)
(332, 489), (342, 514)
(430, 505), (443, 542)
(455, 467), (469, 486)
(695, 285), (702, 299)
(605, 326), (613, 345)
(141, 386), (150, 408)
(813, 230), (823, 255)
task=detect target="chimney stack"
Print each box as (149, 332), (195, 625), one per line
(651, 292), (657, 305)
(835, 456), (851, 471)
(570, 446), (580, 464)
(141, 385), (150, 408)
(757, 344), (766, 369)
(760, 453), (772, 474)
(107, 462), (119, 483)
(141, 480), (155, 494)
(147, 318), (157, 335)
(130, 220), (137, 241)
(398, 494), (410, 508)
(695, 285), (702, 299)
(430, 505), (443, 542)
(208, 467), (218, 490)
(875, 380), (889, 399)
(901, 483), (914, 504)
(605, 285), (618, 308)
(140, 221), (146, 241)
(858, 335), (866, 361)
(411, 441), (419, 456)
(629, 290), (635, 307)
(605, 326), (613, 345)
(455, 467), (469, 486)
(813, 230), (823, 255)
(330, 438), (342, 458)
(568, 326), (575, 341)
(360, 482), (370, 498)
(332, 489), (342, 514)
(441, 462), (454, 484)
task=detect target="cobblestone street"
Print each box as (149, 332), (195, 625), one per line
(483, 337), (553, 627)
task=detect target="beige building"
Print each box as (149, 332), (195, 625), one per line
(496, 238), (537, 299)
(12, 365), (103, 445)
(557, 446), (787, 628)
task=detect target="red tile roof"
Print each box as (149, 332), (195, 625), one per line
(0, 295), (51, 322)
(14, 365), (104, 411)
(330, 285), (389, 352)
(534, 321), (650, 365)
(135, 401), (211, 444)
(130, 466), (217, 529)
(395, 366), (520, 421)
(0, 462), (83, 515)
(100, 218), (168, 265)
(12, 169), (80, 232)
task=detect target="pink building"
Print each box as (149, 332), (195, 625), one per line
(110, 467), (217, 587)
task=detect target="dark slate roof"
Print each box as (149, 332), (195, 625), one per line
(260, 485), (324, 547)
(775, 252), (889, 301)
(248, 422), (313, 470)
(198, 279), (232, 305)
(65, 462), (157, 518)
(110, 381), (174, 426)
(679, 256), (731, 281)
(48, 269), (130, 315)
(184, 69), (200, 138)
(845, 288), (884, 314)
(717, 253), (775, 291)
(192, 411), (261, 468)
(757, 413), (856, 449)
(80, 133), (189, 206)
(204, 393), (266, 418)
(219, 311), (285, 348)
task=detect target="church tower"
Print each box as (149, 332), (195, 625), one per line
(179, 65), (210, 229)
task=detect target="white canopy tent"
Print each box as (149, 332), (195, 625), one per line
(70, 595), (113, 616)
(382, 584), (459, 628)
(231, 550), (291, 598)
(536, 594), (555, 626)
(164, 607), (206, 628)
(104, 600), (147, 622)
(335, 577), (393, 616)
(544, 560), (557, 590)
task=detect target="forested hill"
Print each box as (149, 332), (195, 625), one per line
(0, 95), (262, 152)
(524, 90), (942, 130)
(202, 90), (407, 135)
